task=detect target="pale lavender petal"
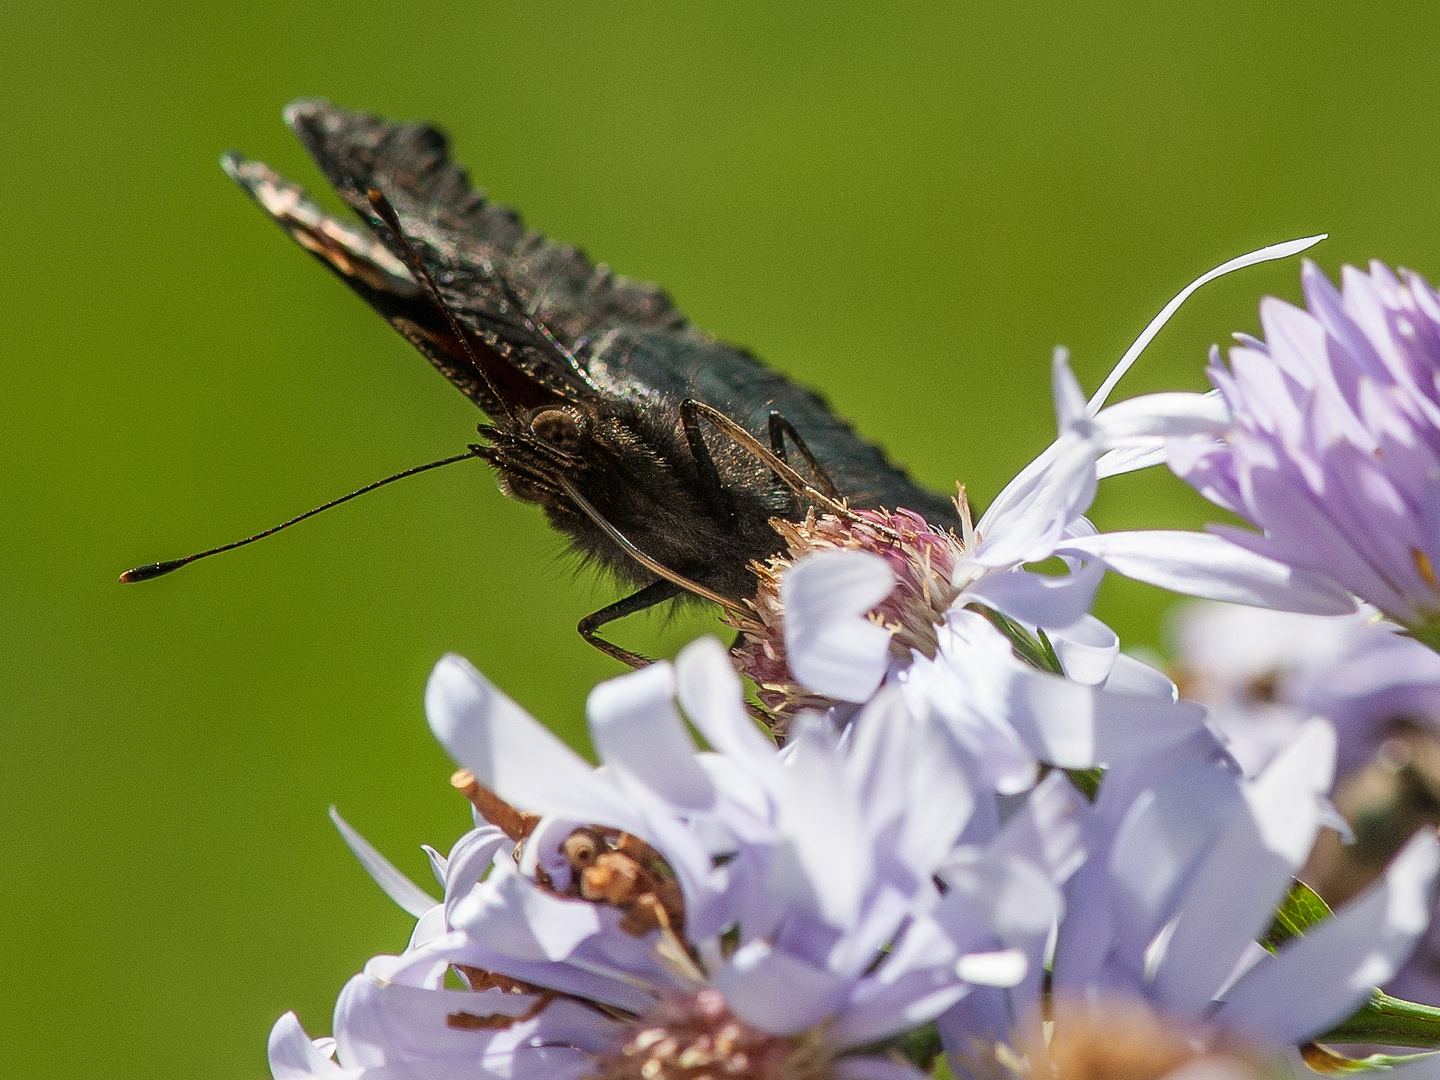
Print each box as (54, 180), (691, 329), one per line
(833, 1055), (933, 1080)
(1049, 615), (1120, 686)
(1006, 662), (1210, 769)
(422, 844), (447, 889)
(773, 719), (871, 928)
(1102, 654), (1178, 699)
(956, 949), (1028, 986)
(449, 863), (602, 963)
(269, 1012), (344, 1078)
(988, 771), (1088, 886)
(425, 655), (636, 828)
(1106, 763), (1247, 973)
(1148, 720), (1336, 1016)
(1215, 831), (1440, 1042)
(1060, 529), (1358, 615)
(961, 557), (1105, 629)
(1052, 345), (1088, 431)
(1092, 390), (1231, 440)
(586, 661), (715, 811)
(782, 550), (895, 702)
(1086, 235), (1326, 413)
(674, 636), (779, 777)
(715, 939), (850, 1035)
(1097, 442), (1169, 478)
(442, 827), (508, 921)
(834, 977), (971, 1050)
(973, 434), (1099, 568)
(329, 806), (439, 919)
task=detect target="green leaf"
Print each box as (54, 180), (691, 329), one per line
(965, 604), (1064, 676)
(1063, 766), (1105, 801)
(852, 1022), (943, 1071)
(1316, 992), (1440, 1049)
(1260, 879), (1334, 955)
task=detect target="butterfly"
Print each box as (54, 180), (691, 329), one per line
(128, 100), (954, 665)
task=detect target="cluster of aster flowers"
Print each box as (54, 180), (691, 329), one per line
(270, 245), (1440, 1080)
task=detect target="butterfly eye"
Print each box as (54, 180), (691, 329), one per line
(530, 409), (584, 455)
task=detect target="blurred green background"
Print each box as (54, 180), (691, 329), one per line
(4, 1), (1439, 1076)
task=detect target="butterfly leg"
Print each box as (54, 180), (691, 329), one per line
(578, 579), (683, 668)
(679, 400), (737, 525)
(767, 411), (839, 498)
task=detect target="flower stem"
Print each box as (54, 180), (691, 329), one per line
(1315, 991), (1440, 1048)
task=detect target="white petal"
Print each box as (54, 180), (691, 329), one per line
(962, 559), (1105, 629)
(956, 949), (1028, 987)
(1086, 234), (1327, 413)
(328, 806), (438, 918)
(675, 637), (779, 777)
(268, 1012), (343, 1078)
(1059, 530), (1358, 615)
(1052, 346), (1088, 431)
(587, 662), (715, 810)
(1215, 830), (1440, 1042)
(783, 550), (895, 702)
(425, 654), (635, 827)
(774, 719), (872, 928)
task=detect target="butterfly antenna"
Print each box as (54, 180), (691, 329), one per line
(361, 188), (519, 419)
(119, 450), (479, 583)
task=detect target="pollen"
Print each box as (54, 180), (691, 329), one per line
(558, 826), (687, 936)
(591, 991), (833, 1080)
(730, 506), (965, 724)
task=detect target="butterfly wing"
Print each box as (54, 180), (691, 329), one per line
(243, 99), (955, 525)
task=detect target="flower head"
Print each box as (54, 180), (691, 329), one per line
(937, 717), (1440, 1074)
(1169, 260), (1440, 639)
(1170, 599), (1440, 1005)
(269, 639), (1067, 1080)
(728, 239), (1352, 730)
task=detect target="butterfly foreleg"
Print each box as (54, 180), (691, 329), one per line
(766, 411), (839, 498)
(577, 579), (683, 669)
(679, 400), (738, 526)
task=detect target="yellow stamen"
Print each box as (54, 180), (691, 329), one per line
(1415, 548), (1439, 591)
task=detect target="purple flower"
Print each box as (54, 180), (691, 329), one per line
(938, 718), (1440, 1074)
(268, 639), (1067, 1080)
(1169, 260), (1440, 642)
(1170, 600), (1440, 1006)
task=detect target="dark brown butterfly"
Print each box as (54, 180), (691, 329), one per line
(126, 100), (953, 665)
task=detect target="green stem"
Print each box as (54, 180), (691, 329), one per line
(1316, 991), (1440, 1048)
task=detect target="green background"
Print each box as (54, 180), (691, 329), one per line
(4, 2), (1439, 1076)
